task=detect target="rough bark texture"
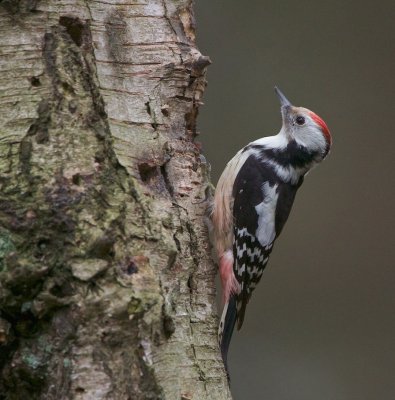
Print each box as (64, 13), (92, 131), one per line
(0, 1), (231, 399)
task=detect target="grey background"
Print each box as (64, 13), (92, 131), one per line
(195, 1), (395, 399)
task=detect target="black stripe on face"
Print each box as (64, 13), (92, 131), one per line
(259, 140), (317, 168)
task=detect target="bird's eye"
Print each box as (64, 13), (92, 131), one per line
(295, 116), (305, 125)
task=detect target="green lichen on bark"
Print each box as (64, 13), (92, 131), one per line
(0, 229), (15, 269)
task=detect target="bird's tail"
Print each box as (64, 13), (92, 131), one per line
(218, 295), (237, 377)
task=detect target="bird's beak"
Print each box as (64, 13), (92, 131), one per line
(274, 86), (292, 107)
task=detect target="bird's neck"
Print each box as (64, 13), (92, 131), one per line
(252, 133), (318, 184)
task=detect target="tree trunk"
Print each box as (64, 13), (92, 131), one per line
(0, 1), (231, 399)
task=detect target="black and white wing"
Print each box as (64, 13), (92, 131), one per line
(232, 153), (299, 329)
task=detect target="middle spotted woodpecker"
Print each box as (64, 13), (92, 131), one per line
(211, 87), (332, 374)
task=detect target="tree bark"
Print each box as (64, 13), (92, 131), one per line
(0, 1), (231, 399)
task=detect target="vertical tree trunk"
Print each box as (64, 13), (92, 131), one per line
(0, 1), (231, 399)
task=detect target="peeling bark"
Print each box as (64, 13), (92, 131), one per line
(0, 1), (231, 399)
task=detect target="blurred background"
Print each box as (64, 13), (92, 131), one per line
(195, 1), (395, 399)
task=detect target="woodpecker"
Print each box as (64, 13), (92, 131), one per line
(211, 87), (331, 374)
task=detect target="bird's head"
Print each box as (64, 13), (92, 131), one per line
(275, 86), (332, 159)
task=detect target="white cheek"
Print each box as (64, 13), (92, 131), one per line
(294, 125), (326, 153)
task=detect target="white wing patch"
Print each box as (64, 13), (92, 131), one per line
(254, 182), (278, 247)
